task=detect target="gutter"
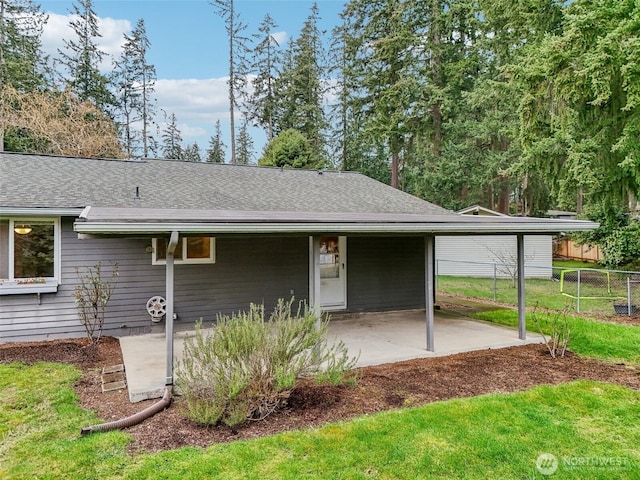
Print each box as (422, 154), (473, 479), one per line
(74, 220), (598, 236)
(1, 207), (85, 217)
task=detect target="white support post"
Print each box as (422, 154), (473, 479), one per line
(165, 231), (179, 386)
(425, 235), (435, 352)
(309, 236), (321, 321)
(517, 234), (526, 340)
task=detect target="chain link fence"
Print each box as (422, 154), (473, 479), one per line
(436, 259), (640, 317)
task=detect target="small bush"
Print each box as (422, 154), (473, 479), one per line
(532, 308), (571, 358)
(176, 299), (358, 427)
(72, 262), (119, 345)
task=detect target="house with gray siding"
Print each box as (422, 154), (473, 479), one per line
(0, 152), (596, 346)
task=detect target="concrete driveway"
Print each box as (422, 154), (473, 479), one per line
(119, 304), (543, 402)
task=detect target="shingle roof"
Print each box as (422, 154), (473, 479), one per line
(0, 152), (451, 215)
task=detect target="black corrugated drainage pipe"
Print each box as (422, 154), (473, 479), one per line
(80, 386), (172, 435)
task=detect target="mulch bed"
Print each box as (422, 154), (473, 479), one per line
(1, 336), (639, 454)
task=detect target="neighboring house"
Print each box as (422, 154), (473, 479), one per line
(436, 205), (553, 278)
(0, 153), (595, 345)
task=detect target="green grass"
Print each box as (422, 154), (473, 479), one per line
(0, 362), (131, 479)
(2, 362), (640, 479)
(437, 274), (630, 316)
(553, 259), (602, 269)
(473, 309), (640, 365)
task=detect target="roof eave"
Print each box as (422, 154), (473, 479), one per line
(1, 207), (85, 217)
(73, 220), (598, 236)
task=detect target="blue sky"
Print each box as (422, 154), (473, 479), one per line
(38, 0), (345, 159)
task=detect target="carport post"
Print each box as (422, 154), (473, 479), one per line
(309, 236), (321, 323)
(425, 235), (435, 352)
(165, 231), (179, 386)
(517, 234), (526, 340)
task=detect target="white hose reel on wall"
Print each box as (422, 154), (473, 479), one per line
(146, 296), (167, 323)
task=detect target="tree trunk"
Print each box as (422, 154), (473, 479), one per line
(576, 186), (583, 215)
(391, 152), (399, 188)
(0, 0), (5, 153)
(628, 190), (637, 214)
(228, 0), (237, 164)
(497, 176), (510, 214)
(431, 0), (442, 159)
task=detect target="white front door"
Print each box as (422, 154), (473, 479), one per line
(319, 236), (346, 310)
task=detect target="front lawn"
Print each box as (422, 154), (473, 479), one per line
(1, 361), (638, 479)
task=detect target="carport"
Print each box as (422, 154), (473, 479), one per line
(75, 206), (596, 401)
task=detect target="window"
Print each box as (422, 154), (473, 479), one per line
(1, 218), (60, 294)
(152, 237), (215, 265)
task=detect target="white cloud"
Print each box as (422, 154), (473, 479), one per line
(272, 31), (288, 46)
(98, 17), (131, 58)
(179, 124), (208, 139)
(155, 78), (229, 126)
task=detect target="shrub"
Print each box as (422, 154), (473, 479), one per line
(176, 299), (358, 427)
(531, 309), (570, 359)
(72, 262), (119, 345)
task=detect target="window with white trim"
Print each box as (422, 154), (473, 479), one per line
(152, 237), (215, 265)
(0, 218), (61, 294)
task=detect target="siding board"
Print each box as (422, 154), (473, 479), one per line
(435, 235), (552, 278)
(1, 218), (309, 342)
(347, 237), (425, 311)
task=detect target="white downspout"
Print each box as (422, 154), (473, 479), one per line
(165, 231), (179, 386)
(425, 235), (435, 351)
(517, 234), (526, 340)
(309, 236), (321, 324)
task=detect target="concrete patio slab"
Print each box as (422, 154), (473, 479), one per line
(119, 308), (544, 402)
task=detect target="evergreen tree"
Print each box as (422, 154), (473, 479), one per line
(0, 0), (49, 91)
(206, 119), (226, 163)
(182, 142), (202, 162)
(211, 0), (249, 164)
(340, 0), (417, 187)
(113, 18), (156, 157)
(274, 3), (327, 167)
(57, 0), (113, 112)
(0, 0), (50, 151)
(161, 111), (183, 160)
(247, 13), (281, 142)
(259, 128), (315, 168)
(235, 116), (254, 165)
(511, 0), (639, 216)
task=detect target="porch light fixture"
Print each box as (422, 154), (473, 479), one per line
(14, 225), (33, 235)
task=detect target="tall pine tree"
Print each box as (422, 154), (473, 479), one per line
(57, 0), (113, 112)
(161, 111), (183, 160)
(1, 0), (50, 151)
(206, 119), (226, 163)
(211, 0), (248, 164)
(113, 18), (156, 157)
(247, 13), (281, 142)
(274, 3), (327, 168)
